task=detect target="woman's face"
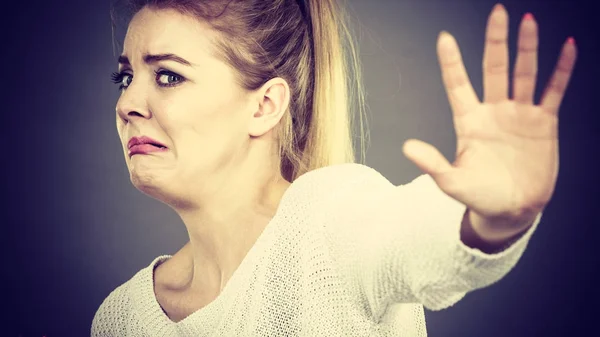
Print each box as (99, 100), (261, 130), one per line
(115, 7), (255, 204)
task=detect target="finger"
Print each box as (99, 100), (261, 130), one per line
(513, 13), (538, 105)
(437, 31), (480, 116)
(540, 37), (577, 115)
(483, 3), (509, 104)
(402, 139), (454, 178)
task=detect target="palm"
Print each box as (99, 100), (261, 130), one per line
(451, 102), (557, 217)
(402, 3), (577, 219)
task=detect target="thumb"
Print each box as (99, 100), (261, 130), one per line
(402, 138), (453, 179)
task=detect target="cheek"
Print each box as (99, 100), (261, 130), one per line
(154, 88), (249, 169)
(169, 116), (247, 172)
(176, 118), (240, 167)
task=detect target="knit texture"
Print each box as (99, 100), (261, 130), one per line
(91, 163), (541, 336)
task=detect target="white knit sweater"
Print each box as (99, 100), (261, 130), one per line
(91, 163), (541, 336)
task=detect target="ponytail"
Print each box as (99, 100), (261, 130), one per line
(285, 0), (369, 180)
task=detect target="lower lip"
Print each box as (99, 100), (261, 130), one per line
(128, 144), (168, 157)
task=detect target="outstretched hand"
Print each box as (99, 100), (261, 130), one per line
(402, 4), (577, 234)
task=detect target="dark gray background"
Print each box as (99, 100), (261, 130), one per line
(3, 0), (598, 336)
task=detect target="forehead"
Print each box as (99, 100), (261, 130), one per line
(123, 7), (216, 60)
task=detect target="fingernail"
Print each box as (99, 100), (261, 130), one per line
(523, 12), (534, 20)
(567, 36), (575, 45)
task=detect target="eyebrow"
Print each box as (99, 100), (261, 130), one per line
(118, 53), (194, 67)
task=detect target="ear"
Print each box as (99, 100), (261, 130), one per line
(248, 77), (290, 137)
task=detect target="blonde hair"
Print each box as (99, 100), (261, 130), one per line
(112, 0), (369, 182)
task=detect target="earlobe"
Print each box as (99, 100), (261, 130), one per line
(248, 102), (281, 137)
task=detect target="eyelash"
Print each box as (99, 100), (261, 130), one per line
(110, 69), (185, 90)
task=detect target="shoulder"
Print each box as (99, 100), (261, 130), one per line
(290, 164), (438, 217)
(292, 163), (393, 196)
(91, 280), (134, 336)
(298, 163), (438, 197)
(91, 256), (167, 336)
(281, 163), (397, 219)
(298, 163), (385, 182)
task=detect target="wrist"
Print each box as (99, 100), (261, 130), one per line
(460, 209), (536, 253)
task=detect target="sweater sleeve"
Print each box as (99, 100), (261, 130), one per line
(332, 168), (541, 322)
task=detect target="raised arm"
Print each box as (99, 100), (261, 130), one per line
(330, 169), (541, 321)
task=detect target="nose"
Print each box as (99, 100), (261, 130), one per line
(115, 84), (151, 123)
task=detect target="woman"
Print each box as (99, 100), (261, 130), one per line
(92, 0), (576, 335)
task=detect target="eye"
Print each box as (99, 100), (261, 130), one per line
(154, 70), (184, 87)
(110, 72), (132, 90)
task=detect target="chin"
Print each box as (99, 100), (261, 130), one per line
(130, 170), (165, 196)
(130, 173), (190, 209)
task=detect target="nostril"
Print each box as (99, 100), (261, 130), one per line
(128, 111), (145, 118)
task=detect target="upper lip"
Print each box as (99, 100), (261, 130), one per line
(127, 136), (167, 149)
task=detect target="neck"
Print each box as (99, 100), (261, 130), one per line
(170, 166), (291, 294)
